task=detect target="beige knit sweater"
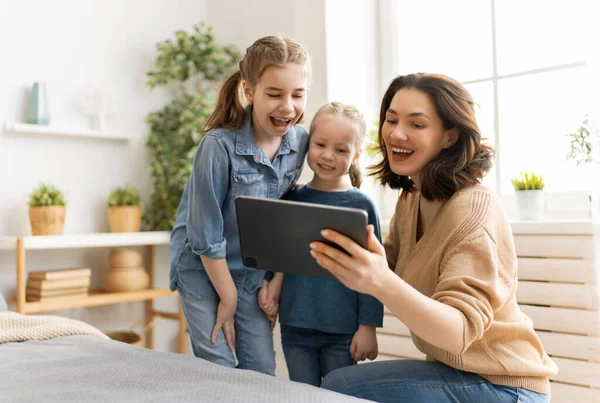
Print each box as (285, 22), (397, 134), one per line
(384, 185), (558, 394)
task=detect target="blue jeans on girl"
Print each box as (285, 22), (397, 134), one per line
(281, 324), (356, 387)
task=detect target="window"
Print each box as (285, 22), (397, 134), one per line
(391, 0), (595, 194)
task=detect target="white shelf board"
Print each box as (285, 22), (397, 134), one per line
(510, 219), (594, 235)
(381, 218), (594, 236)
(0, 231), (170, 250)
(2, 122), (131, 142)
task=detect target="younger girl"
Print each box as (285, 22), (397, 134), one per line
(169, 36), (311, 375)
(264, 102), (384, 386)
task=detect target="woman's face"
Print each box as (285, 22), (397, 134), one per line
(381, 88), (457, 186)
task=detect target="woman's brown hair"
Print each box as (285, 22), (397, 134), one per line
(369, 73), (494, 201)
(204, 36), (311, 133)
(309, 102), (366, 188)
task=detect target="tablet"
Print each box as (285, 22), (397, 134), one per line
(235, 195), (368, 281)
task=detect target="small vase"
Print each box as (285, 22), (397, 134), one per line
(103, 267), (150, 292)
(27, 82), (50, 125)
(516, 190), (546, 220)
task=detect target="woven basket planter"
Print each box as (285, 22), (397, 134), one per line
(29, 206), (65, 236)
(107, 206), (142, 232)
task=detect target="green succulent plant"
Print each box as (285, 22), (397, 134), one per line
(511, 171), (545, 191)
(144, 22), (239, 230)
(28, 183), (66, 207)
(107, 185), (141, 207)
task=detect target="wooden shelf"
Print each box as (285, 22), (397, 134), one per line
(4, 231), (187, 353)
(0, 231), (170, 250)
(2, 122), (131, 142)
(6, 288), (176, 314)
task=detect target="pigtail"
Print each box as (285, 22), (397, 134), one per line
(203, 70), (245, 133)
(348, 161), (362, 188)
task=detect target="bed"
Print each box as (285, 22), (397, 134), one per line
(0, 311), (366, 402)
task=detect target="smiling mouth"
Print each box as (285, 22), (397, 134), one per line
(391, 147), (414, 157)
(270, 116), (294, 127)
(317, 163), (335, 171)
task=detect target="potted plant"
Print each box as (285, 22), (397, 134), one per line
(565, 115), (599, 166)
(107, 185), (142, 232)
(144, 23), (239, 230)
(511, 171), (546, 220)
(28, 183), (66, 235)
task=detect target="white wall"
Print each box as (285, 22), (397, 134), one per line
(205, 0), (328, 185)
(206, 0), (328, 124)
(0, 0), (209, 353)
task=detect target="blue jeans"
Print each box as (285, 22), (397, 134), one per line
(281, 324), (356, 386)
(321, 360), (551, 402)
(177, 274), (275, 375)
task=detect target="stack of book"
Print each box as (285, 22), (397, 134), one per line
(26, 268), (91, 302)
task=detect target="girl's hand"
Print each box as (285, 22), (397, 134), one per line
(350, 325), (378, 361)
(309, 224), (392, 296)
(258, 279), (280, 331)
(212, 297), (237, 351)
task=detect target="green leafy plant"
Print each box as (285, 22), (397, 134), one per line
(511, 171), (545, 191)
(107, 185), (141, 207)
(144, 23), (239, 230)
(28, 183), (66, 207)
(565, 115), (598, 165)
(364, 120), (381, 159)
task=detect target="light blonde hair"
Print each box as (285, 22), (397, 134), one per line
(204, 36), (311, 133)
(309, 102), (366, 188)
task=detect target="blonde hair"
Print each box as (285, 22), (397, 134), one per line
(309, 102), (366, 188)
(204, 36), (311, 133)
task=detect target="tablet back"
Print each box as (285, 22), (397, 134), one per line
(235, 196), (368, 281)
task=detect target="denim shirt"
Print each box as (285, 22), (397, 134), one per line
(169, 109), (309, 299)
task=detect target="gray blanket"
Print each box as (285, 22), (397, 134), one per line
(0, 335), (367, 402)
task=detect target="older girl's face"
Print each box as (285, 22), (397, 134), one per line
(381, 88), (457, 186)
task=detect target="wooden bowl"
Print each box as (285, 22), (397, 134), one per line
(105, 331), (143, 347)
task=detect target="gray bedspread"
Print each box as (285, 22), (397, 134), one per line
(0, 335), (367, 402)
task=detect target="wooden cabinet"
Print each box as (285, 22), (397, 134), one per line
(0, 231), (187, 353)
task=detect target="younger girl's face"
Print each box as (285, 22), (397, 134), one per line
(381, 88), (457, 185)
(307, 115), (360, 182)
(244, 63), (308, 141)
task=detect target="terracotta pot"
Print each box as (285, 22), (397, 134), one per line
(107, 206), (142, 232)
(29, 206), (65, 236)
(103, 267), (150, 292)
(108, 248), (142, 269)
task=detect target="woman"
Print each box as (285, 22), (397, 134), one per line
(310, 73), (557, 402)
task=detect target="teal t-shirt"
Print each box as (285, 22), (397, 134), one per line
(278, 185), (384, 334)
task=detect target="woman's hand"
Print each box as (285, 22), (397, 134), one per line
(350, 325), (378, 361)
(309, 225), (392, 297)
(212, 296), (237, 351)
